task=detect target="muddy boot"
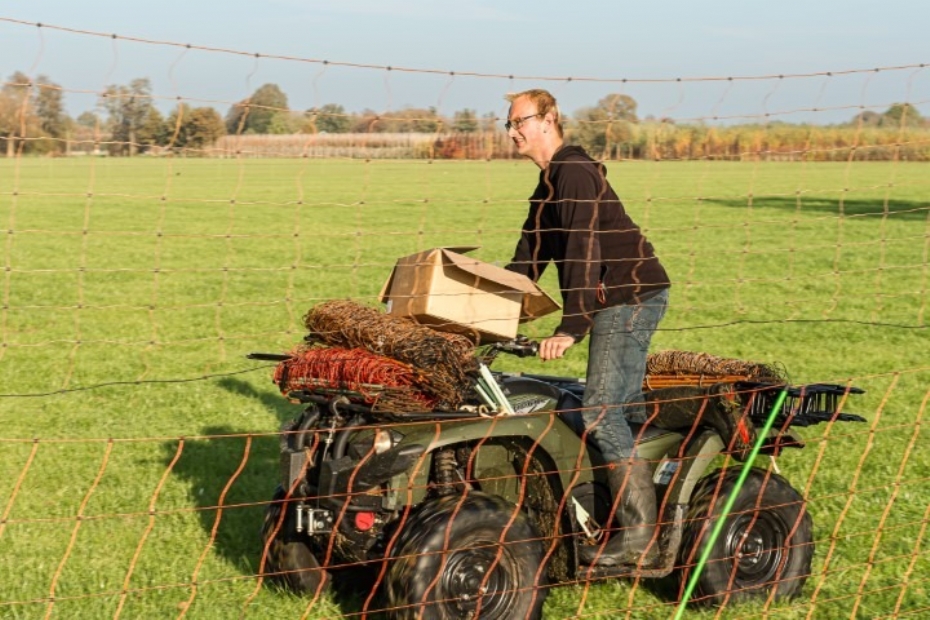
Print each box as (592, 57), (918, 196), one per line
(578, 458), (659, 568)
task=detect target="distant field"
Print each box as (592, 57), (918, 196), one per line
(0, 157), (927, 618)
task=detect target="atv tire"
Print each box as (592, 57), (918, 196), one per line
(679, 468), (813, 606)
(260, 486), (330, 595)
(385, 492), (547, 620)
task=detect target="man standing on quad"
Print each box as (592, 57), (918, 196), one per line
(503, 89), (671, 570)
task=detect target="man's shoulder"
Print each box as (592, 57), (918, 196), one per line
(553, 144), (595, 164)
(553, 146), (599, 172)
(551, 146), (605, 187)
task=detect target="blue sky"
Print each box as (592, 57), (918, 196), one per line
(1, 1), (927, 124)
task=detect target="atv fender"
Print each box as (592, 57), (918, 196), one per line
(390, 414), (591, 507)
(661, 430), (726, 505)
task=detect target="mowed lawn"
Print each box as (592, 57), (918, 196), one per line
(0, 156), (927, 619)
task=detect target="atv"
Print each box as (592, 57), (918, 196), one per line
(253, 337), (864, 619)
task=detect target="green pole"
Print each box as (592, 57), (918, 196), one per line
(672, 388), (789, 620)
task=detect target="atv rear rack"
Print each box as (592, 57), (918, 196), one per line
(513, 372), (866, 428)
(737, 382), (866, 427)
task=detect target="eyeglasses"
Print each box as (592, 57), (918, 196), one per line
(504, 113), (541, 131)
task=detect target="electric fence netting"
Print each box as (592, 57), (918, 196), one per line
(0, 16), (928, 620)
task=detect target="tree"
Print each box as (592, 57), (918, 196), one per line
(408, 106), (442, 133)
(452, 109), (479, 133)
(266, 110), (302, 134)
(850, 110), (882, 127)
(880, 103), (924, 128)
(137, 107), (168, 151)
(186, 107), (226, 148)
(571, 94), (639, 159)
(225, 83), (289, 134)
(33, 75), (66, 140)
(76, 111), (100, 129)
(352, 108), (381, 133)
(305, 103), (351, 133)
(378, 106), (441, 133)
(480, 111), (498, 132)
(165, 104), (226, 152)
(0, 71), (40, 157)
(100, 78), (157, 155)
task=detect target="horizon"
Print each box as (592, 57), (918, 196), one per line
(1, 2), (928, 126)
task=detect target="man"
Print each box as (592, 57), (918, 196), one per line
(503, 89), (671, 569)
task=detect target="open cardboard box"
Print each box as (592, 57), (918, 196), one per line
(379, 247), (560, 343)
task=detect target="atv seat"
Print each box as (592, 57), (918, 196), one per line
(556, 393), (680, 443)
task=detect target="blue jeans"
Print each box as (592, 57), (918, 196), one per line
(581, 289), (669, 462)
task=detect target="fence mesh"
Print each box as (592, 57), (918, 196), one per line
(0, 15), (928, 620)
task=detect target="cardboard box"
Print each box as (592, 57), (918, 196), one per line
(379, 247), (560, 343)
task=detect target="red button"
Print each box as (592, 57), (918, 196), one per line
(355, 511), (376, 531)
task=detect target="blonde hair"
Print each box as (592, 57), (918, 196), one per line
(505, 89), (563, 137)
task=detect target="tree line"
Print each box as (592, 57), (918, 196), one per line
(1, 72), (928, 160)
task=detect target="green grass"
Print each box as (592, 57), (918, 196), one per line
(0, 156), (928, 619)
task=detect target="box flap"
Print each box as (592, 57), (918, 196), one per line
(440, 248), (539, 294)
(438, 248), (561, 318)
(379, 247), (478, 304)
(521, 288), (561, 320)
(439, 246), (480, 255)
(378, 270), (394, 304)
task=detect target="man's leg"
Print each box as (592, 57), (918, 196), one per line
(578, 290), (668, 568)
(581, 289), (669, 460)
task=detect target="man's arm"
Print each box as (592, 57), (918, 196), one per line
(505, 205), (550, 281)
(553, 162), (604, 340)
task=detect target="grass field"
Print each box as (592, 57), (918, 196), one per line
(0, 156), (928, 618)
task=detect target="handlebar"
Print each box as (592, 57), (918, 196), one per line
(489, 336), (539, 358)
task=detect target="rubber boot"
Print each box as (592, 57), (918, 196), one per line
(578, 458), (659, 568)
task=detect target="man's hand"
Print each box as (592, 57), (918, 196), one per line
(538, 334), (575, 361)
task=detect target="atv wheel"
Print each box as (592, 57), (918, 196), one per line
(260, 486), (330, 595)
(385, 492), (547, 620)
(679, 468), (813, 606)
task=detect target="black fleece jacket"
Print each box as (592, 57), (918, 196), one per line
(506, 145), (670, 340)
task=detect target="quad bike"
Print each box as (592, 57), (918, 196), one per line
(253, 337), (864, 619)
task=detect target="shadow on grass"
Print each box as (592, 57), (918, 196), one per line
(162, 379), (374, 615)
(215, 376), (297, 425)
(641, 574), (685, 607)
(707, 195), (929, 220)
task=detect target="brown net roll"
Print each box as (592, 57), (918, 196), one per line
(303, 300), (477, 409)
(645, 350), (784, 389)
(274, 346), (438, 413)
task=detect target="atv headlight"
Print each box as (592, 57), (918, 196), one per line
(348, 428), (405, 458)
(373, 428), (396, 454)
